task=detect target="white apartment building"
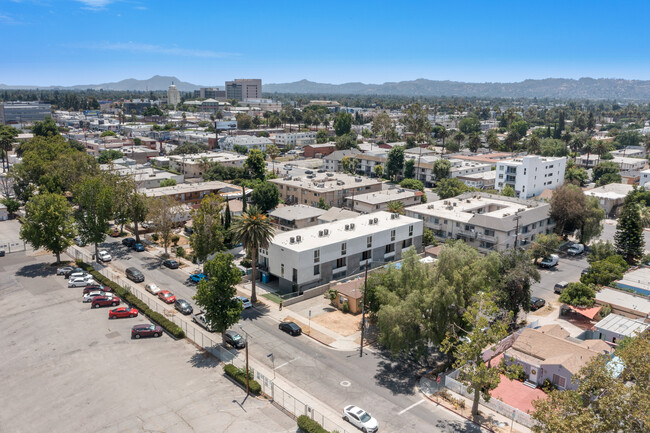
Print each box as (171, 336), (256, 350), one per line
(405, 192), (554, 252)
(457, 170), (497, 189)
(272, 132), (317, 148)
(323, 149), (361, 172)
(167, 152), (246, 178)
(346, 188), (423, 214)
(100, 164), (185, 189)
(577, 154), (647, 174)
(167, 83), (181, 107)
(495, 156), (566, 199)
(219, 135), (272, 153)
(640, 168), (650, 187)
(258, 211), (423, 291)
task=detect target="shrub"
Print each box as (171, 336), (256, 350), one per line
(171, 234), (180, 246)
(341, 301), (350, 314)
(176, 246), (186, 258)
(240, 257), (252, 268)
(223, 364), (261, 395)
(76, 261), (185, 339)
(297, 415), (329, 433)
(151, 233), (159, 242)
(541, 378), (557, 393)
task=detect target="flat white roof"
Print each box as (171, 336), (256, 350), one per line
(594, 313), (649, 337)
(270, 173), (381, 192)
(269, 205), (326, 221)
(271, 211), (421, 252)
(140, 180), (233, 197)
(596, 288), (650, 315)
(347, 188), (418, 204)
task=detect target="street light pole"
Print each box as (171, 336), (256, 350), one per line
(240, 325), (250, 395)
(359, 262), (369, 357)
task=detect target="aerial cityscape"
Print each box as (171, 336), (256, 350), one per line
(1, 1), (649, 433)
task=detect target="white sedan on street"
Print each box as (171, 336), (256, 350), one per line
(145, 283), (161, 295)
(98, 250), (112, 262)
(83, 291), (108, 303)
(342, 405), (379, 432)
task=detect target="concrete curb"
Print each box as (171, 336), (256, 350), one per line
(420, 391), (497, 433)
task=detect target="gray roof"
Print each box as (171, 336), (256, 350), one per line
(317, 207), (360, 222)
(325, 150), (361, 162)
(594, 313), (649, 337)
(269, 205), (326, 221)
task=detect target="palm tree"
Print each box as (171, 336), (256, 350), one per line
(267, 144), (280, 174)
(230, 206), (274, 303)
(387, 200), (405, 215)
(527, 135), (541, 155)
(437, 127), (449, 155)
(594, 140), (611, 164)
(468, 133), (481, 153)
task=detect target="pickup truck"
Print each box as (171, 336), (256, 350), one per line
(192, 312), (217, 332)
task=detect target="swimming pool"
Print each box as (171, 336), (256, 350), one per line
(614, 282), (650, 297)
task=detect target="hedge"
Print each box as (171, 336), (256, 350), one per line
(223, 364), (261, 395)
(77, 261), (185, 339)
(297, 415), (329, 433)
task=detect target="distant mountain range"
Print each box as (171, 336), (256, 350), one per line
(263, 78), (650, 100)
(0, 75), (205, 92)
(4, 75), (650, 100)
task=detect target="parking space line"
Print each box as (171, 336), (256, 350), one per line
(398, 398), (426, 415)
(274, 357), (300, 370)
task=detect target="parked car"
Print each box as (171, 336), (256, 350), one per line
(60, 267), (84, 278)
(225, 330), (246, 349)
(342, 405), (379, 433)
(132, 243), (145, 252)
(91, 295), (120, 308)
(317, 169), (326, 173)
(109, 227), (120, 237)
(162, 259), (179, 269)
(530, 296), (546, 311)
(158, 290), (176, 304)
(235, 296), (252, 309)
(83, 290), (108, 303)
(174, 299), (193, 315)
(192, 312), (217, 332)
(69, 277), (96, 288)
(304, 169), (314, 174)
(83, 284), (111, 295)
(97, 250), (112, 262)
(554, 281), (569, 294)
(75, 237), (86, 247)
(145, 283), (161, 295)
(189, 273), (206, 283)
(567, 243), (585, 256)
(68, 271), (89, 281)
(108, 306), (138, 319)
(125, 267), (145, 283)
(131, 324), (162, 339)
(539, 254), (559, 268)
(122, 237), (135, 247)
(279, 321), (302, 336)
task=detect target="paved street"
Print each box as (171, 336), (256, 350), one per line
(0, 251), (293, 433)
(91, 237), (487, 433)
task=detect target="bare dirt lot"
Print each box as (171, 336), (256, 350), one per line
(312, 310), (361, 337)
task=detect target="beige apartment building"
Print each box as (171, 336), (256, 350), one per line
(269, 173), (383, 209)
(346, 188), (423, 214)
(405, 192), (553, 252)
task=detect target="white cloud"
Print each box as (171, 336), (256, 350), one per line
(75, 0), (116, 10)
(0, 13), (23, 25)
(81, 41), (239, 59)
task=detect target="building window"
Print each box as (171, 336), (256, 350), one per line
(390, 229), (396, 241)
(314, 264), (320, 275)
(335, 257), (346, 269)
(367, 236), (372, 248)
(362, 250), (371, 261)
(402, 238), (413, 248)
(385, 243), (395, 254)
(341, 242), (347, 256)
(281, 264), (284, 278)
(292, 268), (298, 283)
(409, 225), (413, 237)
(484, 229), (495, 237)
(314, 250), (320, 263)
(552, 374), (566, 389)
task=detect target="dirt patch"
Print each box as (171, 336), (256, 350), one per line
(282, 316), (335, 346)
(311, 310), (361, 337)
(529, 303), (556, 317)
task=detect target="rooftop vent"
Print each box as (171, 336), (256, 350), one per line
(427, 204), (434, 209)
(350, 223), (355, 230)
(369, 218), (374, 225)
(296, 235), (302, 243)
(355, 177), (362, 182)
(324, 229), (330, 236)
(318, 230), (324, 237)
(345, 224), (350, 231)
(373, 218), (378, 224)
(290, 237), (295, 244)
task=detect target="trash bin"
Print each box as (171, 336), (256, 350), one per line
(261, 272), (269, 284)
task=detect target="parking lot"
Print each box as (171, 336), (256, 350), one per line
(0, 252), (295, 433)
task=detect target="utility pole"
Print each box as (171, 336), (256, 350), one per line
(240, 325), (250, 395)
(513, 213), (521, 249)
(359, 263), (369, 357)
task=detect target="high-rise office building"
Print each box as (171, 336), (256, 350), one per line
(0, 101), (52, 125)
(225, 79), (262, 101)
(167, 83), (181, 107)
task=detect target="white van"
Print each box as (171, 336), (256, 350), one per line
(539, 254), (559, 268)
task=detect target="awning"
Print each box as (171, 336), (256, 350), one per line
(565, 305), (601, 320)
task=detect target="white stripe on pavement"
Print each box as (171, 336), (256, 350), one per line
(398, 398), (426, 415)
(274, 357), (300, 370)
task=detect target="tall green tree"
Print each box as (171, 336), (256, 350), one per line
(251, 182), (280, 212)
(386, 146), (405, 181)
(435, 178), (472, 199)
(386, 200), (405, 215)
(372, 112), (393, 139)
(244, 148), (266, 180)
(403, 103), (432, 140)
(458, 116), (481, 135)
(432, 159), (451, 181)
(333, 112), (352, 136)
(550, 184), (603, 242)
(190, 194), (225, 265)
(0, 125), (19, 173)
(615, 196), (645, 264)
(20, 192), (75, 264)
(403, 159), (415, 179)
(530, 233), (561, 263)
(74, 175), (115, 262)
(593, 161), (622, 186)
(496, 249), (540, 325)
(31, 116), (59, 137)
(148, 195), (183, 255)
(230, 206), (274, 303)
(193, 253), (244, 345)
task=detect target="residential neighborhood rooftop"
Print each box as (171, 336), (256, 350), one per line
(594, 314), (650, 338)
(270, 173), (382, 192)
(346, 188), (421, 205)
(596, 287), (650, 317)
(317, 207), (360, 222)
(268, 205), (326, 222)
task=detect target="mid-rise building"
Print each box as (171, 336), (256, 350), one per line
(225, 79), (262, 101)
(219, 135), (271, 153)
(258, 211), (423, 291)
(194, 87), (226, 100)
(323, 149), (362, 172)
(0, 101), (51, 124)
(495, 156), (566, 199)
(272, 132), (317, 148)
(268, 205), (326, 231)
(269, 173), (383, 208)
(166, 152), (247, 178)
(405, 192), (554, 252)
(140, 180), (251, 205)
(346, 188), (423, 214)
(167, 83), (181, 107)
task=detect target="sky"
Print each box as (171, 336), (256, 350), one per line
(2, 0), (650, 87)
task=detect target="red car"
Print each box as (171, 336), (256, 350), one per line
(91, 295), (120, 309)
(83, 284), (112, 295)
(158, 290), (176, 304)
(108, 306), (138, 319)
(131, 324), (163, 339)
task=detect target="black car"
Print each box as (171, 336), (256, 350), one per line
(279, 321), (302, 336)
(530, 296), (546, 311)
(317, 169), (326, 173)
(225, 330), (246, 349)
(174, 299), (193, 315)
(163, 259), (179, 269)
(304, 169), (313, 174)
(122, 237), (136, 247)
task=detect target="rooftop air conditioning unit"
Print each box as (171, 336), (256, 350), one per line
(355, 177), (362, 182)
(427, 204), (434, 209)
(444, 200), (449, 205)
(296, 235), (302, 242)
(290, 237), (295, 244)
(350, 223), (355, 229)
(373, 217), (378, 224)
(398, 188), (405, 193)
(337, 181), (345, 186)
(369, 218), (374, 225)
(466, 199), (471, 203)
(319, 230), (324, 237)
(345, 224), (350, 231)
(453, 202), (457, 206)
(324, 229), (329, 235)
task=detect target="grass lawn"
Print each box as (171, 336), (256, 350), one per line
(262, 292), (283, 304)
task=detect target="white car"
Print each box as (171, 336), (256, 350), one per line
(235, 296), (252, 309)
(98, 250), (112, 262)
(68, 271), (89, 280)
(145, 283), (161, 295)
(539, 254), (559, 268)
(342, 405), (378, 433)
(83, 291), (107, 303)
(68, 277), (97, 288)
(567, 243), (585, 256)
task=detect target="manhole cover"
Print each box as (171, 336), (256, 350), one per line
(340, 381), (351, 387)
